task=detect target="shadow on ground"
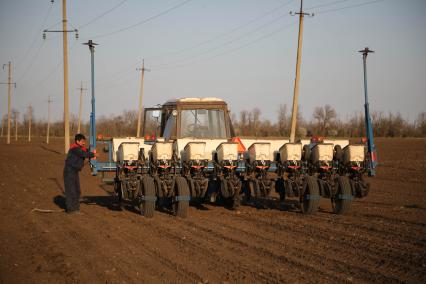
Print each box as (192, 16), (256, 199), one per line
(39, 145), (62, 155)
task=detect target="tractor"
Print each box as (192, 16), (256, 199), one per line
(90, 98), (376, 217)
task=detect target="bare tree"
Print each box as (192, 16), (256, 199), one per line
(416, 112), (426, 136)
(252, 108), (261, 136)
(313, 104), (337, 135)
(239, 110), (248, 136)
(277, 104), (289, 136)
(0, 114), (7, 137)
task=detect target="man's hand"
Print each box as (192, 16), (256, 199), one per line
(92, 149), (98, 160)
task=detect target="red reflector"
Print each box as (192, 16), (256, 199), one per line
(256, 166), (269, 170)
(311, 136), (325, 143)
(288, 165), (301, 169)
(191, 165), (205, 169)
(371, 151), (377, 162)
(224, 165), (237, 169)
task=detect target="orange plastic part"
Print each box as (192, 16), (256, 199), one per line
(231, 137), (246, 153)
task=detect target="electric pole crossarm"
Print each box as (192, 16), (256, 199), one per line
(44, 29), (78, 33)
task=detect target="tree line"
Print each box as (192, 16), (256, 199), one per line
(232, 105), (426, 138)
(1, 105), (425, 139)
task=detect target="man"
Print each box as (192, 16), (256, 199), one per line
(63, 134), (95, 214)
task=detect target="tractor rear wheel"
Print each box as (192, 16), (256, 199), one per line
(332, 176), (353, 214)
(173, 177), (190, 218)
(300, 176), (320, 214)
(139, 176), (156, 218)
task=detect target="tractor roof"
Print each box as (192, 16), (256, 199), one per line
(164, 97), (227, 107)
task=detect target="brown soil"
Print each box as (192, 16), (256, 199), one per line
(0, 137), (425, 283)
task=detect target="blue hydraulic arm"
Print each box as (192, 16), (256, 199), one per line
(84, 40), (99, 176)
(359, 47), (377, 176)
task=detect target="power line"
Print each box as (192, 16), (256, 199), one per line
(16, 40), (45, 83)
(97, 1), (295, 86)
(15, 2), (53, 69)
(145, 0), (295, 61)
(26, 40), (78, 90)
(153, 0), (386, 71)
(154, 21), (298, 71)
(305, 0), (350, 11)
(151, 12), (292, 69)
(316, 0), (386, 14)
(76, 0), (386, 89)
(85, 0), (193, 40)
(78, 0), (128, 29)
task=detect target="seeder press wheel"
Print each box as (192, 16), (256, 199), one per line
(219, 178), (241, 210)
(332, 176), (353, 215)
(300, 176), (320, 214)
(139, 176), (156, 218)
(173, 176), (190, 218)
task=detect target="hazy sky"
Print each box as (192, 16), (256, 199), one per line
(0, 0), (425, 124)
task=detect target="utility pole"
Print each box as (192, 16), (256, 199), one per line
(46, 96), (53, 144)
(359, 47), (377, 176)
(14, 111), (19, 141)
(28, 105), (33, 142)
(289, 0), (313, 143)
(1, 62), (16, 144)
(43, 0), (78, 153)
(136, 59), (150, 137)
(77, 81), (87, 133)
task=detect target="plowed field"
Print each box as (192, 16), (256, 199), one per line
(0, 138), (425, 283)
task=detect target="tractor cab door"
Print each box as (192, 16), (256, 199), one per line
(142, 108), (163, 142)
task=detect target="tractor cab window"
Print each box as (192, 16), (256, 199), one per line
(180, 109), (226, 138)
(163, 111), (177, 141)
(143, 108), (162, 141)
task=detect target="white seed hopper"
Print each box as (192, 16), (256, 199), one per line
(343, 145), (365, 164)
(280, 143), (302, 161)
(311, 143), (334, 163)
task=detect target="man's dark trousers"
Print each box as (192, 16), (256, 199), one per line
(64, 166), (81, 212)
